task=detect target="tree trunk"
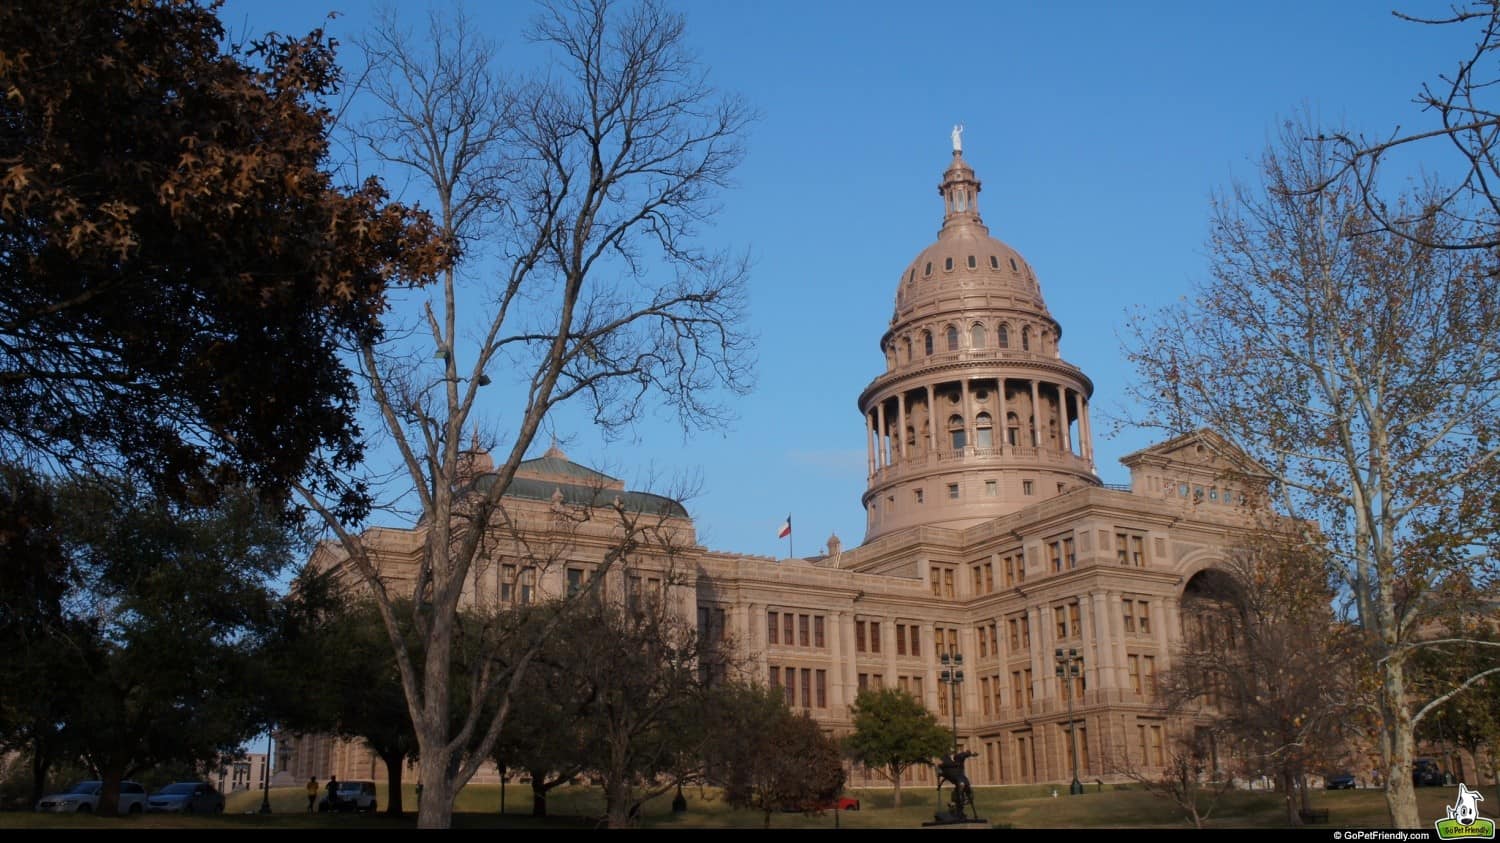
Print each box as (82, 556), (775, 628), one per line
(28, 739), (51, 811)
(1282, 770), (1300, 826)
(379, 751), (403, 815)
(605, 777), (632, 828)
(890, 766), (903, 808)
(1382, 656), (1420, 828)
(98, 765), (127, 817)
(416, 751), (454, 829)
(530, 772), (548, 817)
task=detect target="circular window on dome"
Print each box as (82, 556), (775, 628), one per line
(975, 390), (989, 401)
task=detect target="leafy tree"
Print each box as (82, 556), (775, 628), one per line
(297, 0), (753, 828)
(0, 464), (78, 808)
(0, 0), (441, 512)
(18, 479), (302, 816)
(707, 683), (845, 829)
(1123, 119), (1500, 827)
(843, 688), (951, 808)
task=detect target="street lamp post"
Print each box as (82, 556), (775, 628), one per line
(1054, 648), (1084, 795)
(259, 730), (273, 813)
(939, 651), (964, 753)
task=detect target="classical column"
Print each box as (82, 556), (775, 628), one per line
(1088, 590), (1111, 696)
(926, 383), (939, 453)
(997, 377), (1009, 451)
(876, 400), (888, 468)
(1156, 592), (1177, 673)
(866, 411), (876, 476)
(1107, 590), (1128, 699)
(1086, 393), (1098, 459)
(960, 377), (974, 452)
(830, 609), (848, 709)
(1030, 380), (1042, 446)
(897, 390), (909, 461)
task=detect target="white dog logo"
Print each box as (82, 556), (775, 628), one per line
(1449, 783), (1485, 827)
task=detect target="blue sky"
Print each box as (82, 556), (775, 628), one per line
(221, 0), (1473, 558)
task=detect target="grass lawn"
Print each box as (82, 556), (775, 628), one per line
(1, 781), (1480, 829)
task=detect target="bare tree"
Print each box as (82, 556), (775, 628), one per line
(1123, 119), (1500, 827)
(1316, 3), (1500, 254)
(1106, 724), (1237, 829)
(295, 0), (752, 828)
(1164, 536), (1358, 825)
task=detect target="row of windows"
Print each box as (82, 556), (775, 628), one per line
(886, 320), (1050, 365)
(971, 552), (1026, 596)
(767, 610), (826, 648)
(1176, 482), (1244, 505)
(911, 253), (1022, 279)
(769, 664), (828, 709)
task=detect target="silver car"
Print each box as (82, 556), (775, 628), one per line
(145, 781), (225, 813)
(36, 780), (148, 813)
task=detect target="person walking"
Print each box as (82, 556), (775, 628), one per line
(325, 775), (338, 811)
(306, 777), (318, 813)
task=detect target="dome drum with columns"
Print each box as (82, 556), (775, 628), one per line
(861, 148), (1097, 541)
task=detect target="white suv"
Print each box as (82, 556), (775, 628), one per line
(319, 780), (377, 813)
(35, 780), (148, 813)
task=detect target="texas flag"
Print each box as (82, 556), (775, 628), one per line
(777, 515), (792, 539)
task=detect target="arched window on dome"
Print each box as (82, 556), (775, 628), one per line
(1010, 258), (1019, 271)
(904, 336), (913, 362)
(925, 262), (932, 277)
(967, 255), (976, 269)
(1006, 412), (1021, 446)
(944, 257), (953, 271)
(998, 323), (1010, 349)
(975, 412), (994, 449)
(971, 323), (987, 348)
(948, 414), (967, 451)
(1022, 326), (1031, 351)
(923, 331), (934, 356)
(990, 255), (999, 269)
(945, 325), (959, 351)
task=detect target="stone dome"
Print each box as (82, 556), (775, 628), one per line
(891, 151), (1049, 320)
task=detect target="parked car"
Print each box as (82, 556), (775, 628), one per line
(146, 781), (224, 813)
(35, 780), (148, 813)
(318, 780), (377, 813)
(1325, 772), (1357, 790)
(1413, 759), (1445, 787)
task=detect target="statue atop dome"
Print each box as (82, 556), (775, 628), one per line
(951, 123), (964, 154)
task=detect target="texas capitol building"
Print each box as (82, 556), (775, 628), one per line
(282, 140), (1262, 791)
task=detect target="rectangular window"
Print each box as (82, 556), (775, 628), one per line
(1144, 655), (1157, 698)
(783, 613), (794, 645)
(984, 563), (994, 593)
(989, 624), (999, 657)
(931, 565), (942, 597)
(1132, 535), (1146, 567)
(948, 483), (960, 499)
(910, 625), (921, 655)
(799, 614), (810, 647)
(1151, 725), (1165, 766)
(991, 673), (1003, 714)
(1021, 616), (1030, 648)
(1012, 670), (1024, 709)
(981, 676), (992, 715)
(912, 675), (923, 700)
(945, 568), (955, 598)
(566, 567), (584, 596)
(1139, 601), (1152, 635)
(947, 628), (959, 657)
(985, 480), (997, 496)
(1023, 480), (1034, 495)
(855, 620), (866, 653)
(1055, 606), (1067, 639)
(1077, 726), (1090, 774)
(1024, 668), (1034, 705)
(770, 665), (780, 688)
(801, 668), (812, 708)
(870, 621), (882, 654)
(915, 488), (925, 504)
(1048, 542), (1061, 573)
(768, 611), (779, 645)
(519, 568), (534, 605)
(1069, 602), (1081, 638)
(1018, 735), (1032, 779)
(814, 615), (825, 648)
(783, 667), (796, 706)
(500, 563), (516, 603)
(938, 684), (949, 716)
(1065, 536), (1076, 569)
(896, 623), (907, 656)
(1004, 556), (1015, 588)
(858, 673), (868, 692)
(977, 626), (989, 658)
(1122, 599), (1135, 634)
(816, 669), (827, 708)
(1128, 654), (1141, 694)
(973, 565), (983, 595)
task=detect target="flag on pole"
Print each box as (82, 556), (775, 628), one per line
(777, 515), (792, 539)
